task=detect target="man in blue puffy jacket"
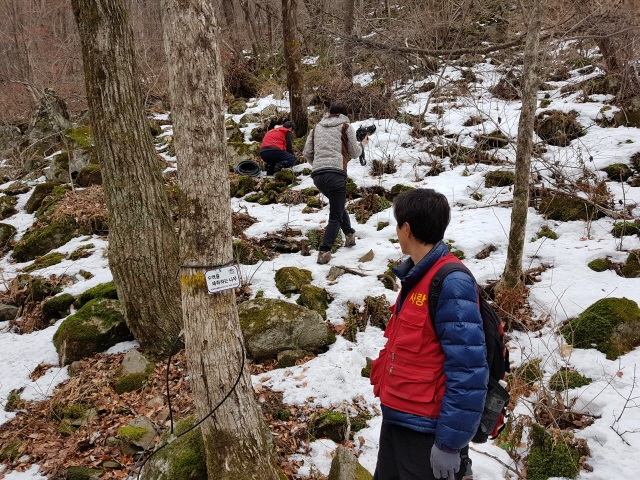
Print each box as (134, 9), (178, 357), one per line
(370, 188), (488, 480)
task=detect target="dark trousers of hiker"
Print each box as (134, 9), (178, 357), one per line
(312, 171), (355, 252)
(260, 148), (297, 170)
(374, 423), (471, 480)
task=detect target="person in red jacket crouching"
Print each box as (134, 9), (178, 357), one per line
(370, 188), (488, 480)
(260, 120), (297, 175)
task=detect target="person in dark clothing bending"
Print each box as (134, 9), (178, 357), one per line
(302, 104), (367, 265)
(260, 120), (297, 175)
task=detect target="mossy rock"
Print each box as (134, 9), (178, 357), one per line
(64, 126), (93, 149)
(548, 370), (592, 392)
(43, 293), (75, 320)
(475, 130), (509, 150)
(612, 221), (640, 237)
(34, 184), (72, 221)
(0, 438), (22, 462)
(69, 243), (94, 260)
(297, 285), (332, 319)
(511, 359), (542, 385)
(560, 297), (640, 359)
(76, 164), (102, 187)
(53, 298), (133, 365)
(0, 222), (17, 248)
(22, 251), (66, 272)
(535, 225), (558, 241)
(614, 96), (640, 128)
(306, 196), (324, 208)
(535, 110), (585, 147)
(538, 192), (605, 222)
(140, 416), (207, 480)
(602, 163), (633, 182)
(276, 349), (308, 368)
(229, 175), (258, 198)
(12, 216), (77, 262)
(0, 195), (18, 219)
(485, 170), (515, 188)
(238, 298), (336, 361)
(621, 250), (640, 278)
(328, 445), (374, 480)
(24, 182), (60, 214)
(587, 258), (609, 272)
(75, 281), (118, 308)
(525, 424), (581, 480)
(309, 410), (348, 442)
(113, 371), (152, 394)
(228, 100), (248, 115)
(233, 239), (267, 265)
(274, 267), (312, 294)
(1, 182), (30, 195)
(274, 169), (296, 185)
(60, 466), (104, 480)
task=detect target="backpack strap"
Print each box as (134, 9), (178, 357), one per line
(428, 261), (475, 333)
(341, 123), (349, 170)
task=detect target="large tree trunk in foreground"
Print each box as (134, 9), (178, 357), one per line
(71, 0), (182, 357)
(497, 0), (545, 292)
(282, 0), (308, 136)
(160, 1), (281, 479)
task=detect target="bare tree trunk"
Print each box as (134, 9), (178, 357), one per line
(160, 1), (281, 478)
(342, 0), (355, 80)
(282, 0), (308, 135)
(71, 0), (182, 358)
(497, 0), (545, 292)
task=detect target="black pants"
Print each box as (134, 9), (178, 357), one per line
(260, 149), (297, 168)
(312, 171), (355, 252)
(374, 423), (470, 480)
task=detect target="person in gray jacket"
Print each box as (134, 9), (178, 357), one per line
(303, 103), (367, 264)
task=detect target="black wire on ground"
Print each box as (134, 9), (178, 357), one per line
(131, 337), (246, 480)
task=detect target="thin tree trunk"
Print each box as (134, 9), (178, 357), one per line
(71, 0), (182, 357)
(498, 0), (545, 291)
(282, 0), (308, 135)
(342, 0), (355, 80)
(160, 1), (281, 478)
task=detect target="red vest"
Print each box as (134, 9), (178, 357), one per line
(260, 127), (291, 150)
(370, 255), (462, 417)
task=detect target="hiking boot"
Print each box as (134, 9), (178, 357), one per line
(345, 233), (356, 247)
(266, 164), (275, 176)
(317, 251), (332, 265)
(274, 162), (285, 173)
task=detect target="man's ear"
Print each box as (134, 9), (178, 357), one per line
(402, 222), (412, 238)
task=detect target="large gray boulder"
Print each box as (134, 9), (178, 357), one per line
(238, 298), (336, 362)
(328, 446), (373, 480)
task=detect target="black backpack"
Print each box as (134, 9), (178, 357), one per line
(428, 260), (510, 443)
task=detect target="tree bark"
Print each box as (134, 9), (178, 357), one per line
(282, 0), (308, 135)
(497, 0), (545, 292)
(342, 0), (355, 80)
(71, 0), (182, 357)
(160, 1), (281, 479)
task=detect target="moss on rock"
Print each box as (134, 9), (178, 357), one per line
(612, 221), (640, 237)
(61, 466), (104, 480)
(69, 243), (94, 261)
(511, 359), (542, 385)
(310, 411), (348, 443)
(23, 252), (66, 272)
(34, 184), (72, 221)
(75, 281), (118, 308)
(24, 182), (60, 214)
(526, 424), (581, 480)
(621, 250), (640, 278)
(53, 298), (132, 365)
(485, 170), (515, 188)
(538, 193), (605, 222)
(43, 293), (75, 320)
(535, 110), (585, 147)
(560, 297), (640, 359)
(140, 416), (207, 480)
(114, 372), (151, 394)
(602, 163), (633, 182)
(275, 267), (312, 294)
(587, 258), (610, 272)
(548, 370), (592, 391)
(0, 222), (17, 248)
(297, 285), (331, 319)
(535, 225), (558, 241)
(12, 216), (77, 262)
(233, 240), (267, 265)
(229, 175), (258, 198)
(76, 164), (102, 187)
(0, 195), (18, 219)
